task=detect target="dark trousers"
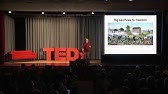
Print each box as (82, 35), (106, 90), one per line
(84, 51), (90, 59)
(84, 51), (90, 65)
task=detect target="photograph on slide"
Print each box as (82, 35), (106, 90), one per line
(108, 22), (153, 45)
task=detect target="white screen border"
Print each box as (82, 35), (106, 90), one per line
(104, 15), (157, 54)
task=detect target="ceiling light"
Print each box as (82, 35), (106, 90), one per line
(63, 12), (66, 14)
(91, 12), (94, 14)
(42, 12), (44, 14)
(8, 11), (12, 13)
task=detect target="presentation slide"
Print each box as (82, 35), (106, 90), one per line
(104, 15), (157, 54)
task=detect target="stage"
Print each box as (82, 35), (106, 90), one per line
(1, 60), (101, 67)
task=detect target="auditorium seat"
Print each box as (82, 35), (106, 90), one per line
(0, 65), (166, 94)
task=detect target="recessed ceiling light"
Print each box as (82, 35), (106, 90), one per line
(42, 12), (44, 14)
(8, 11), (12, 13)
(129, 0), (133, 2)
(63, 12), (66, 14)
(91, 12), (94, 14)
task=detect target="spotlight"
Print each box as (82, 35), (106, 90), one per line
(91, 12), (94, 15)
(63, 12), (66, 14)
(42, 12), (45, 14)
(8, 11), (12, 13)
(129, 0), (133, 2)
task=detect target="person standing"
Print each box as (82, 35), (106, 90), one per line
(82, 38), (91, 60)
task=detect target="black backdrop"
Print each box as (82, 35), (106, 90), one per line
(15, 17), (25, 50)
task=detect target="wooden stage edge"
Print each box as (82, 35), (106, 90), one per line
(1, 60), (101, 67)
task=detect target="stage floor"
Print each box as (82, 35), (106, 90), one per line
(1, 60), (101, 67)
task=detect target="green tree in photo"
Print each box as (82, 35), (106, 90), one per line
(114, 29), (118, 32)
(126, 25), (131, 35)
(120, 28), (124, 31)
(142, 31), (149, 36)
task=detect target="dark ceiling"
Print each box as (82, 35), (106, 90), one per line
(0, 0), (167, 3)
(0, 0), (167, 12)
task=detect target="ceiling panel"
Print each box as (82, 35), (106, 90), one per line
(0, 0), (167, 3)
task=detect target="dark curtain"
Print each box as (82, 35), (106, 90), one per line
(25, 15), (104, 60)
(80, 16), (103, 59)
(0, 12), (5, 64)
(4, 15), (15, 54)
